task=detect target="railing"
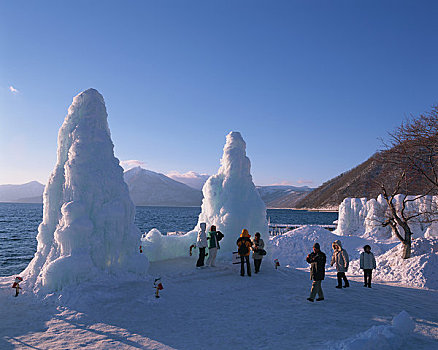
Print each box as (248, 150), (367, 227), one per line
(269, 224), (337, 236)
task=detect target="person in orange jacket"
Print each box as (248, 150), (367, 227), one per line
(236, 229), (253, 277)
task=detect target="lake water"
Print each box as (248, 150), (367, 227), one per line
(0, 203), (337, 276)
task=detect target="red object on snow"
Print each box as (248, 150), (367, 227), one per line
(139, 245), (143, 253)
(12, 276), (23, 288)
(157, 283), (163, 290)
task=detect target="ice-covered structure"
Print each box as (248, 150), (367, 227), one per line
(336, 198), (368, 236)
(197, 131), (268, 253)
(139, 131), (268, 261)
(336, 194), (437, 239)
(363, 195), (392, 239)
(23, 88), (148, 293)
(140, 229), (197, 262)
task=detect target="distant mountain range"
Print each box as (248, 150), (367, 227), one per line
(166, 172), (210, 190)
(0, 181), (44, 203)
(256, 185), (313, 208)
(123, 167), (203, 207)
(0, 169), (313, 208)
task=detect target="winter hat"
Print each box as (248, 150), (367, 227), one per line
(333, 240), (342, 249)
(255, 232), (261, 237)
(313, 243), (320, 250)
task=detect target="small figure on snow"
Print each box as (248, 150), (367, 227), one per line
(154, 277), (164, 298)
(331, 240), (350, 288)
(12, 276), (23, 297)
(206, 225), (223, 267)
(251, 232), (266, 273)
(274, 259), (280, 269)
(360, 245), (376, 288)
(306, 243), (326, 302)
(196, 223), (208, 268)
(236, 229), (252, 277)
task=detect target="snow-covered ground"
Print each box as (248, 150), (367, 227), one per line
(1, 256), (437, 349)
(2, 89), (436, 349)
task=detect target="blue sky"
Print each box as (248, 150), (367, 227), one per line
(1, 1), (437, 186)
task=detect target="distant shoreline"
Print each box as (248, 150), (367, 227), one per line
(267, 207), (339, 212)
(0, 202), (339, 212)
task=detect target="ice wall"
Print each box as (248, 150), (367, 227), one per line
(23, 89), (148, 292)
(197, 132), (268, 254)
(336, 194), (436, 239)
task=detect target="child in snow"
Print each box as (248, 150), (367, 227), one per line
(206, 225), (220, 267)
(360, 245), (376, 288)
(251, 232), (265, 273)
(306, 243), (326, 302)
(237, 229), (252, 276)
(330, 240), (350, 288)
(196, 223), (208, 267)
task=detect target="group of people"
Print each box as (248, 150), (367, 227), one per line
(306, 240), (377, 302)
(195, 225), (377, 299)
(195, 224), (266, 276)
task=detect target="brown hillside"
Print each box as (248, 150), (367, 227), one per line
(294, 152), (435, 209)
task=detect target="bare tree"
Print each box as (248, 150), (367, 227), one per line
(379, 172), (434, 259)
(386, 106), (438, 190)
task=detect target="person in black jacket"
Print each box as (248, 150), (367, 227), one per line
(306, 242), (326, 302)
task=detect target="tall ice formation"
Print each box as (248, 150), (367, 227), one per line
(23, 89), (148, 292)
(197, 131), (268, 253)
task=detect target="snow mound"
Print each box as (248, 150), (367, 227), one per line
(270, 226), (339, 268)
(197, 131), (268, 253)
(329, 311), (415, 350)
(270, 225), (395, 269)
(22, 88), (148, 293)
(350, 238), (438, 290)
(141, 229), (197, 262)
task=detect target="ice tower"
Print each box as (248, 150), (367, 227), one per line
(23, 89), (148, 292)
(197, 131), (268, 253)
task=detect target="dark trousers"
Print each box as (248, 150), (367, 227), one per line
(337, 272), (349, 287)
(196, 247), (206, 267)
(240, 256), (251, 276)
(364, 269), (372, 286)
(254, 259), (262, 273)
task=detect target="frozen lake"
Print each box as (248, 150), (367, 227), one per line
(0, 203), (337, 276)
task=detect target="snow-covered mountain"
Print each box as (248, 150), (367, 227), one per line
(124, 167), (203, 207)
(0, 181), (44, 203)
(0, 179), (313, 208)
(167, 171), (210, 190)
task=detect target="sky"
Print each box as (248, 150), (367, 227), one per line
(1, 0), (438, 187)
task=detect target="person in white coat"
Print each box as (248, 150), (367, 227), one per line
(196, 223), (208, 267)
(330, 240), (350, 288)
(360, 245), (376, 288)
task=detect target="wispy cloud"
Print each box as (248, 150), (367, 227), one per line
(9, 85), (19, 94)
(167, 171), (210, 190)
(268, 180), (294, 186)
(297, 179), (314, 185)
(265, 179), (314, 186)
(120, 159), (147, 171)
